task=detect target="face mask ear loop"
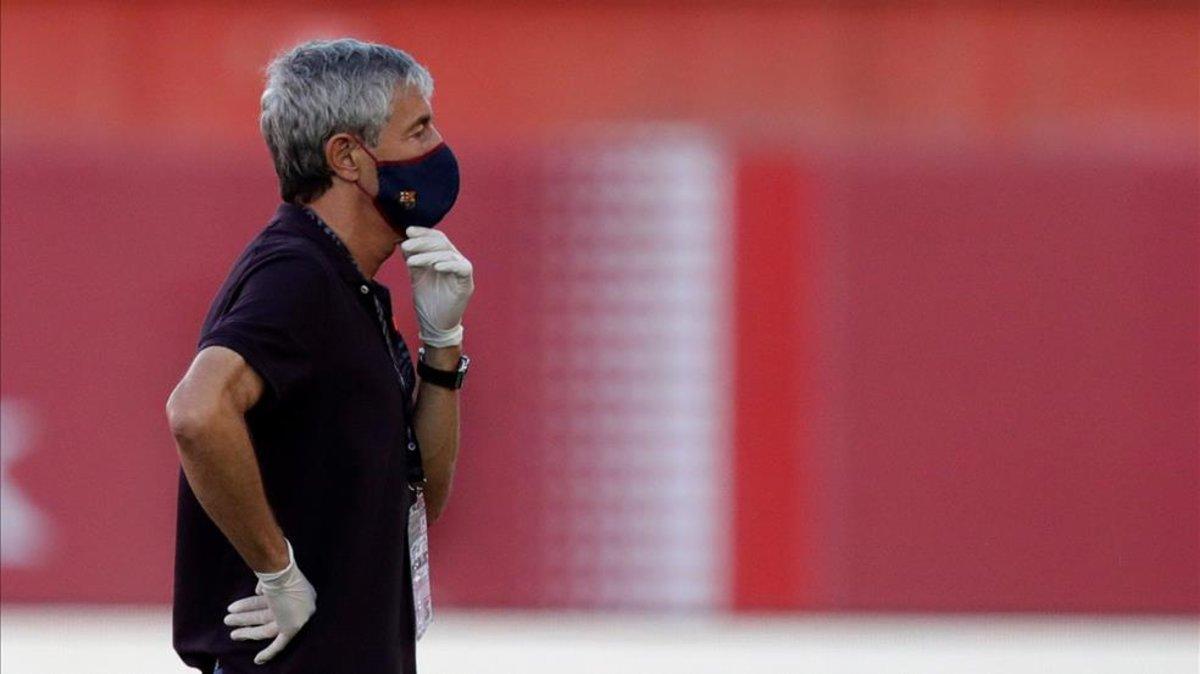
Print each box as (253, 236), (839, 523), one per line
(350, 135), (409, 240)
(354, 135), (381, 163)
(348, 135), (380, 198)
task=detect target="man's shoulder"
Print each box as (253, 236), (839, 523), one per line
(234, 216), (334, 281)
(204, 216), (336, 314)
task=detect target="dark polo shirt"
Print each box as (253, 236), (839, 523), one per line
(173, 203), (420, 674)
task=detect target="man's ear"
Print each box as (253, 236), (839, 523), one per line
(325, 133), (362, 183)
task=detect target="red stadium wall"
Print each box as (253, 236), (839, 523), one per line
(2, 3), (1197, 612)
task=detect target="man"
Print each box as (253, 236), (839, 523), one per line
(166, 39), (473, 674)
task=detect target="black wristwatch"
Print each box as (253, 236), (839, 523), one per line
(417, 346), (470, 390)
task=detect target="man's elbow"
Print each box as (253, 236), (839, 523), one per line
(166, 383), (219, 449)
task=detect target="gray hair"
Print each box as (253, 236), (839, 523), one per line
(260, 38), (434, 203)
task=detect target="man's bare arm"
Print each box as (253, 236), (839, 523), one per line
(166, 346), (289, 573)
(412, 343), (462, 523)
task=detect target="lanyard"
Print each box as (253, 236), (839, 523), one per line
(371, 293), (427, 490)
(301, 208), (426, 490)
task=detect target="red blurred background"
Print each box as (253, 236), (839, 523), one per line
(1, 2), (1196, 614)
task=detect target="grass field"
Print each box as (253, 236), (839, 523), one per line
(1, 606), (1196, 673)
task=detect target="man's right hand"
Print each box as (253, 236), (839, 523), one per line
(224, 538), (317, 665)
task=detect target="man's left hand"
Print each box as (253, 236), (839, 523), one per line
(224, 538), (317, 665)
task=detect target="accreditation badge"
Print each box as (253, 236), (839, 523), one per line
(408, 489), (433, 641)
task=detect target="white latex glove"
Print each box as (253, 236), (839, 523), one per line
(224, 538), (317, 665)
(399, 226), (474, 347)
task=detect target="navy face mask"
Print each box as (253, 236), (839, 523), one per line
(356, 139), (460, 234)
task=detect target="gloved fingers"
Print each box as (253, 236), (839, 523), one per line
(227, 594), (269, 613)
(400, 234), (452, 256)
(224, 607), (273, 627)
(230, 621), (279, 642)
(404, 226), (444, 240)
(254, 632), (294, 665)
(432, 259), (473, 278)
(406, 250), (460, 269)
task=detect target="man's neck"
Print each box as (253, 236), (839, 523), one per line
(303, 188), (398, 279)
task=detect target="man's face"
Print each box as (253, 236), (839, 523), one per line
(378, 84), (443, 158)
(357, 85), (443, 197)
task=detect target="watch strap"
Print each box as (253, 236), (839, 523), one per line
(417, 349), (468, 390)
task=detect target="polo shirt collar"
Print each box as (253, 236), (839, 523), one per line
(273, 202), (383, 292)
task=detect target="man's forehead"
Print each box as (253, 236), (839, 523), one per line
(391, 86), (431, 121)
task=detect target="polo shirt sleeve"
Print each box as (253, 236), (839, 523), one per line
(199, 253), (331, 406)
